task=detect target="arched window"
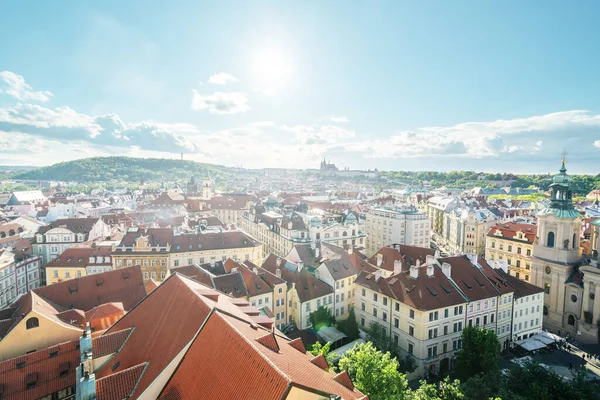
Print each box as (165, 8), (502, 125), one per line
(26, 317), (39, 330)
(342, 231), (347, 237)
(324, 233), (330, 239)
(547, 232), (555, 248)
(572, 233), (576, 249)
(567, 315), (575, 326)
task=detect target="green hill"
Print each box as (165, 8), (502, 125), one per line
(13, 157), (237, 183)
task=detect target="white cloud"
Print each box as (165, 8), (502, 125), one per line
(330, 116), (349, 123)
(207, 72), (238, 85)
(594, 140), (600, 149)
(191, 90), (250, 114)
(0, 71), (53, 102)
(283, 124), (355, 145)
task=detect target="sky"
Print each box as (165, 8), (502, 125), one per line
(1, 1), (600, 173)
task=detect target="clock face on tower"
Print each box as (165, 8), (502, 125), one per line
(545, 266), (552, 274)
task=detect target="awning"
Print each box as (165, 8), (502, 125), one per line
(516, 338), (546, 352)
(530, 334), (555, 345)
(540, 331), (562, 342)
(316, 326), (347, 343)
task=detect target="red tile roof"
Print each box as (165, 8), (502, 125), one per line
(44, 247), (112, 269)
(487, 222), (537, 244)
(96, 362), (148, 400)
(31, 266), (146, 311)
(368, 245), (435, 273)
(92, 328), (133, 358)
(94, 274), (259, 399)
(159, 311), (366, 400)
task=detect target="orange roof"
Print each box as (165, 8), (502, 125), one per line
(93, 273), (262, 399)
(96, 363), (147, 400)
(160, 310), (366, 400)
(487, 222), (537, 243)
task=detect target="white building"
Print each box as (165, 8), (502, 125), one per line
(365, 206), (430, 256)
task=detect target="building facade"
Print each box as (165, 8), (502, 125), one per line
(485, 222), (537, 283)
(365, 206), (430, 256)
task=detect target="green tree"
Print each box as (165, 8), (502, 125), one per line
(366, 321), (416, 373)
(309, 306), (335, 330)
(308, 341), (337, 366)
(337, 342), (408, 400)
(336, 307), (360, 340)
(408, 377), (464, 400)
(453, 327), (500, 382)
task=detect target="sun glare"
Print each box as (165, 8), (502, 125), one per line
(252, 46), (292, 95)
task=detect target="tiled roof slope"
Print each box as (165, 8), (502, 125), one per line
(159, 310), (366, 400)
(487, 222), (537, 243)
(96, 363), (148, 400)
(94, 273), (262, 399)
(30, 266), (146, 311)
(440, 256), (503, 301)
(368, 245), (435, 273)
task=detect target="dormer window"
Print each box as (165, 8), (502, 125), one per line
(89, 257), (95, 263)
(36, 234), (44, 243)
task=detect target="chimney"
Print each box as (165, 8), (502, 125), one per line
(497, 259), (508, 274)
(315, 247), (320, 259)
(298, 260), (304, 271)
(441, 262), (451, 278)
(393, 260), (402, 274)
(394, 244), (400, 251)
(374, 270), (382, 281)
(253, 267), (259, 275)
(410, 265), (418, 279)
(434, 249), (440, 260)
(467, 254), (478, 267)
(276, 268), (281, 278)
(347, 246), (353, 255)
(425, 254), (434, 265)
(276, 258), (282, 267)
(288, 221), (293, 230)
(427, 264), (434, 277)
(376, 253), (383, 267)
(231, 267), (239, 273)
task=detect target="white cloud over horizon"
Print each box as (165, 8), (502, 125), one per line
(190, 90), (250, 114)
(2, 71), (600, 172)
(207, 72), (238, 85)
(330, 116), (349, 123)
(0, 71), (53, 102)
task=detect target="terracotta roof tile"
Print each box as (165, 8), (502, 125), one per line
(333, 370), (354, 390)
(487, 222), (537, 243)
(309, 354), (329, 371)
(92, 328), (133, 358)
(96, 362), (147, 400)
(255, 332), (280, 353)
(160, 311), (365, 400)
(288, 337), (307, 354)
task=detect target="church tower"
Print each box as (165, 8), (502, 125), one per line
(532, 155), (584, 336)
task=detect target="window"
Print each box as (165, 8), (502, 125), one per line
(361, 288), (366, 296)
(53, 270), (58, 278)
(144, 272), (149, 280)
(428, 328), (438, 339)
(443, 325), (448, 335)
(26, 317), (39, 329)
(395, 302), (400, 312)
(361, 303), (366, 311)
(427, 346), (438, 358)
(317, 299), (321, 307)
(394, 318), (399, 328)
(483, 315), (488, 325)
(409, 326), (414, 336)
(571, 294), (578, 303)
(517, 247), (522, 254)
(361, 317), (365, 327)
(443, 342), (448, 353)
(76, 270), (82, 278)
(382, 312), (387, 322)
(475, 317), (480, 326)
(174, 260), (180, 267)
(408, 342), (414, 354)
(409, 309), (415, 319)
(65, 271), (71, 278)
(543, 306), (548, 316)
(151, 272), (156, 279)
(383, 297), (387, 306)
(568, 315), (575, 326)
(444, 309), (449, 318)
(373, 293), (378, 302)
(544, 283), (551, 294)
(484, 300), (488, 309)
(547, 232), (555, 248)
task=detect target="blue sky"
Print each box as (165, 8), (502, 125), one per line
(1, 1), (600, 173)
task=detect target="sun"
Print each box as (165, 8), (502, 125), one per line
(252, 46), (292, 95)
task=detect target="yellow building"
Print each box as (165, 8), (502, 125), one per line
(44, 246), (113, 284)
(485, 222), (536, 282)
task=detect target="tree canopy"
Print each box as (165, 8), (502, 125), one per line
(453, 326), (500, 382)
(337, 341), (408, 400)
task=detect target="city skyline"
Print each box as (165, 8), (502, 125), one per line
(2, 1), (600, 173)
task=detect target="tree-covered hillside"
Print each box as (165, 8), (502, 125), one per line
(383, 170), (600, 195)
(12, 157), (237, 183)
